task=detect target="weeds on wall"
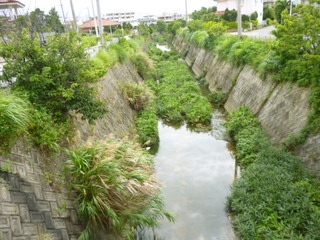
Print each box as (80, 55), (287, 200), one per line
(0, 90), (30, 151)
(65, 137), (174, 240)
(226, 107), (320, 239)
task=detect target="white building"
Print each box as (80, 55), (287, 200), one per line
(157, 12), (186, 23)
(103, 12), (137, 25)
(137, 15), (157, 25)
(214, 0), (263, 24)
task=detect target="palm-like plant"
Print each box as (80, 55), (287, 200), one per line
(65, 137), (174, 240)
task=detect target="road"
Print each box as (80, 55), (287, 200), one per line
(230, 25), (276, 39)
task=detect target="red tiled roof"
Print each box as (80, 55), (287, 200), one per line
(215, 11), (225, 15)
(80, 18), (121, 29)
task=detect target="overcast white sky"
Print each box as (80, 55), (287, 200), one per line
(19, 0), (215, 21)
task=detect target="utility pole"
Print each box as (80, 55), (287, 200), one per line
(185, 0), (188, 23)
(91, 0), (99, 37)
(289, 0), (293, 15)
(69, 0), (78, 32)
(96, 0), (104, 45)
(60, 0), (67, 31)
(237, 0), (242, 38)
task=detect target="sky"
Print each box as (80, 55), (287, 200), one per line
(19, 0), (216, 21)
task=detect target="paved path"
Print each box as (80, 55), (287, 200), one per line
(230, 25), (276, 39)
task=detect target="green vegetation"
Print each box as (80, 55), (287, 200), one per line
(0, 90), (30, 151)
(172, 4), (320, 148)
(0, 30), (106, 123)
(65, 138), (174, 239)
(121, 82), (154, 111)
(147, 47), (212, 128)
(226, 107), (320, 239)
(207, 91), (228, 107)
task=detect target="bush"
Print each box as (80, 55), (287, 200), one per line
(65, 137), (174, 239)
(136, 103), (159, 148)
(208, 91), (228, 106)
(189, 31), (209, 48)
(28, 108), (69, 154)
(0, 90), (30, 150)
(121, 82), (154, 111)
(226, 107), (320, 239)
(131, 52), (155, 79)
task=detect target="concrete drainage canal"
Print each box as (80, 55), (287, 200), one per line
(138, 111), (238, 240)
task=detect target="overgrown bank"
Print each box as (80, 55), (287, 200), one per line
(226, 108), (320, 239)
(172, 5), (320, 151)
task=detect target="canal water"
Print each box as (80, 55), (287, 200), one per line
(140, 111), (237, 240)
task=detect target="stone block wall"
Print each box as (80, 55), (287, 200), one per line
(0, 60), (142, 239)
(172, 34), (320, 178)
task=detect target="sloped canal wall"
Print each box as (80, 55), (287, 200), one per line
(172, 34), (320, 178)
(0, 61), (142, 240)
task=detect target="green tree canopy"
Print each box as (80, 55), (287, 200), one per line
(190, 6), (217, 21)
(221, 8), (237, 22)
(271, 5), (320, 88)
(46, 8), (65, 33)
(0, 27), (106, 122)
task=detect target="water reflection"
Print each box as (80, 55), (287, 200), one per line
(140, 111), (237, 240)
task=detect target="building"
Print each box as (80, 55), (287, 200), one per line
(137, 15), (157, 25)
(79, 18), (121, 33)
(104, 12), (135, 23)
(0, 0), (24, 20)
(157, 12), (186, 23)
(214, 0), (263, 24)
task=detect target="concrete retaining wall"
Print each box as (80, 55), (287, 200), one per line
(0, 60), (142, 239)
(172, 34), (320, 178)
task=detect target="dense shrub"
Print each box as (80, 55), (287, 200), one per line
(207, 91), (228, 106)
(121, 82), (154, 111)
(149, 60), (212, 127)
(226, 107), (320, 239)
(65, 138), (174, 240)
(131, 52), (155, 79)
(136, 103), (159, 148)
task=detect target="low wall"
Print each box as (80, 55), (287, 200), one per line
(0, 60), (142, 239)
(172, 35), (320, 178)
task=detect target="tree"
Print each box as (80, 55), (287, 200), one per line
(167, 19), (186, 34)
(263, 5), (274, 20)
(46, 8), (65, 33)
(274, 0), (289, 23)
(0, 28), (106, 122)
(187, 20), (204, 32)
(190, 6), (217, 21)
(271, 5), (320, 85)
(221, 9), (237, 22)
(156, 20), (167, 34)
(137, 22), (152, 36)
(250, 12), (258, 20)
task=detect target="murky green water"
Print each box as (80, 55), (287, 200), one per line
(140, 111), (237, 240)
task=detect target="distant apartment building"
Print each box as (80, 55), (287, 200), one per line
(214, 0), (263, 23)
(137, 15), (157, 25)
(157, 12), (186, 23)
(103, 12), (137, 25)
(264, 0), (309, 7)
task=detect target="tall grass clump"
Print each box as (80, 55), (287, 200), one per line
(131, 52), (155, 79)
(65, 137), (174, 240)
(226, 107), (320, 239)
(0, 90), (30, 150)
(189, 31), (209, 48)
(121, 82), (154, 111)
